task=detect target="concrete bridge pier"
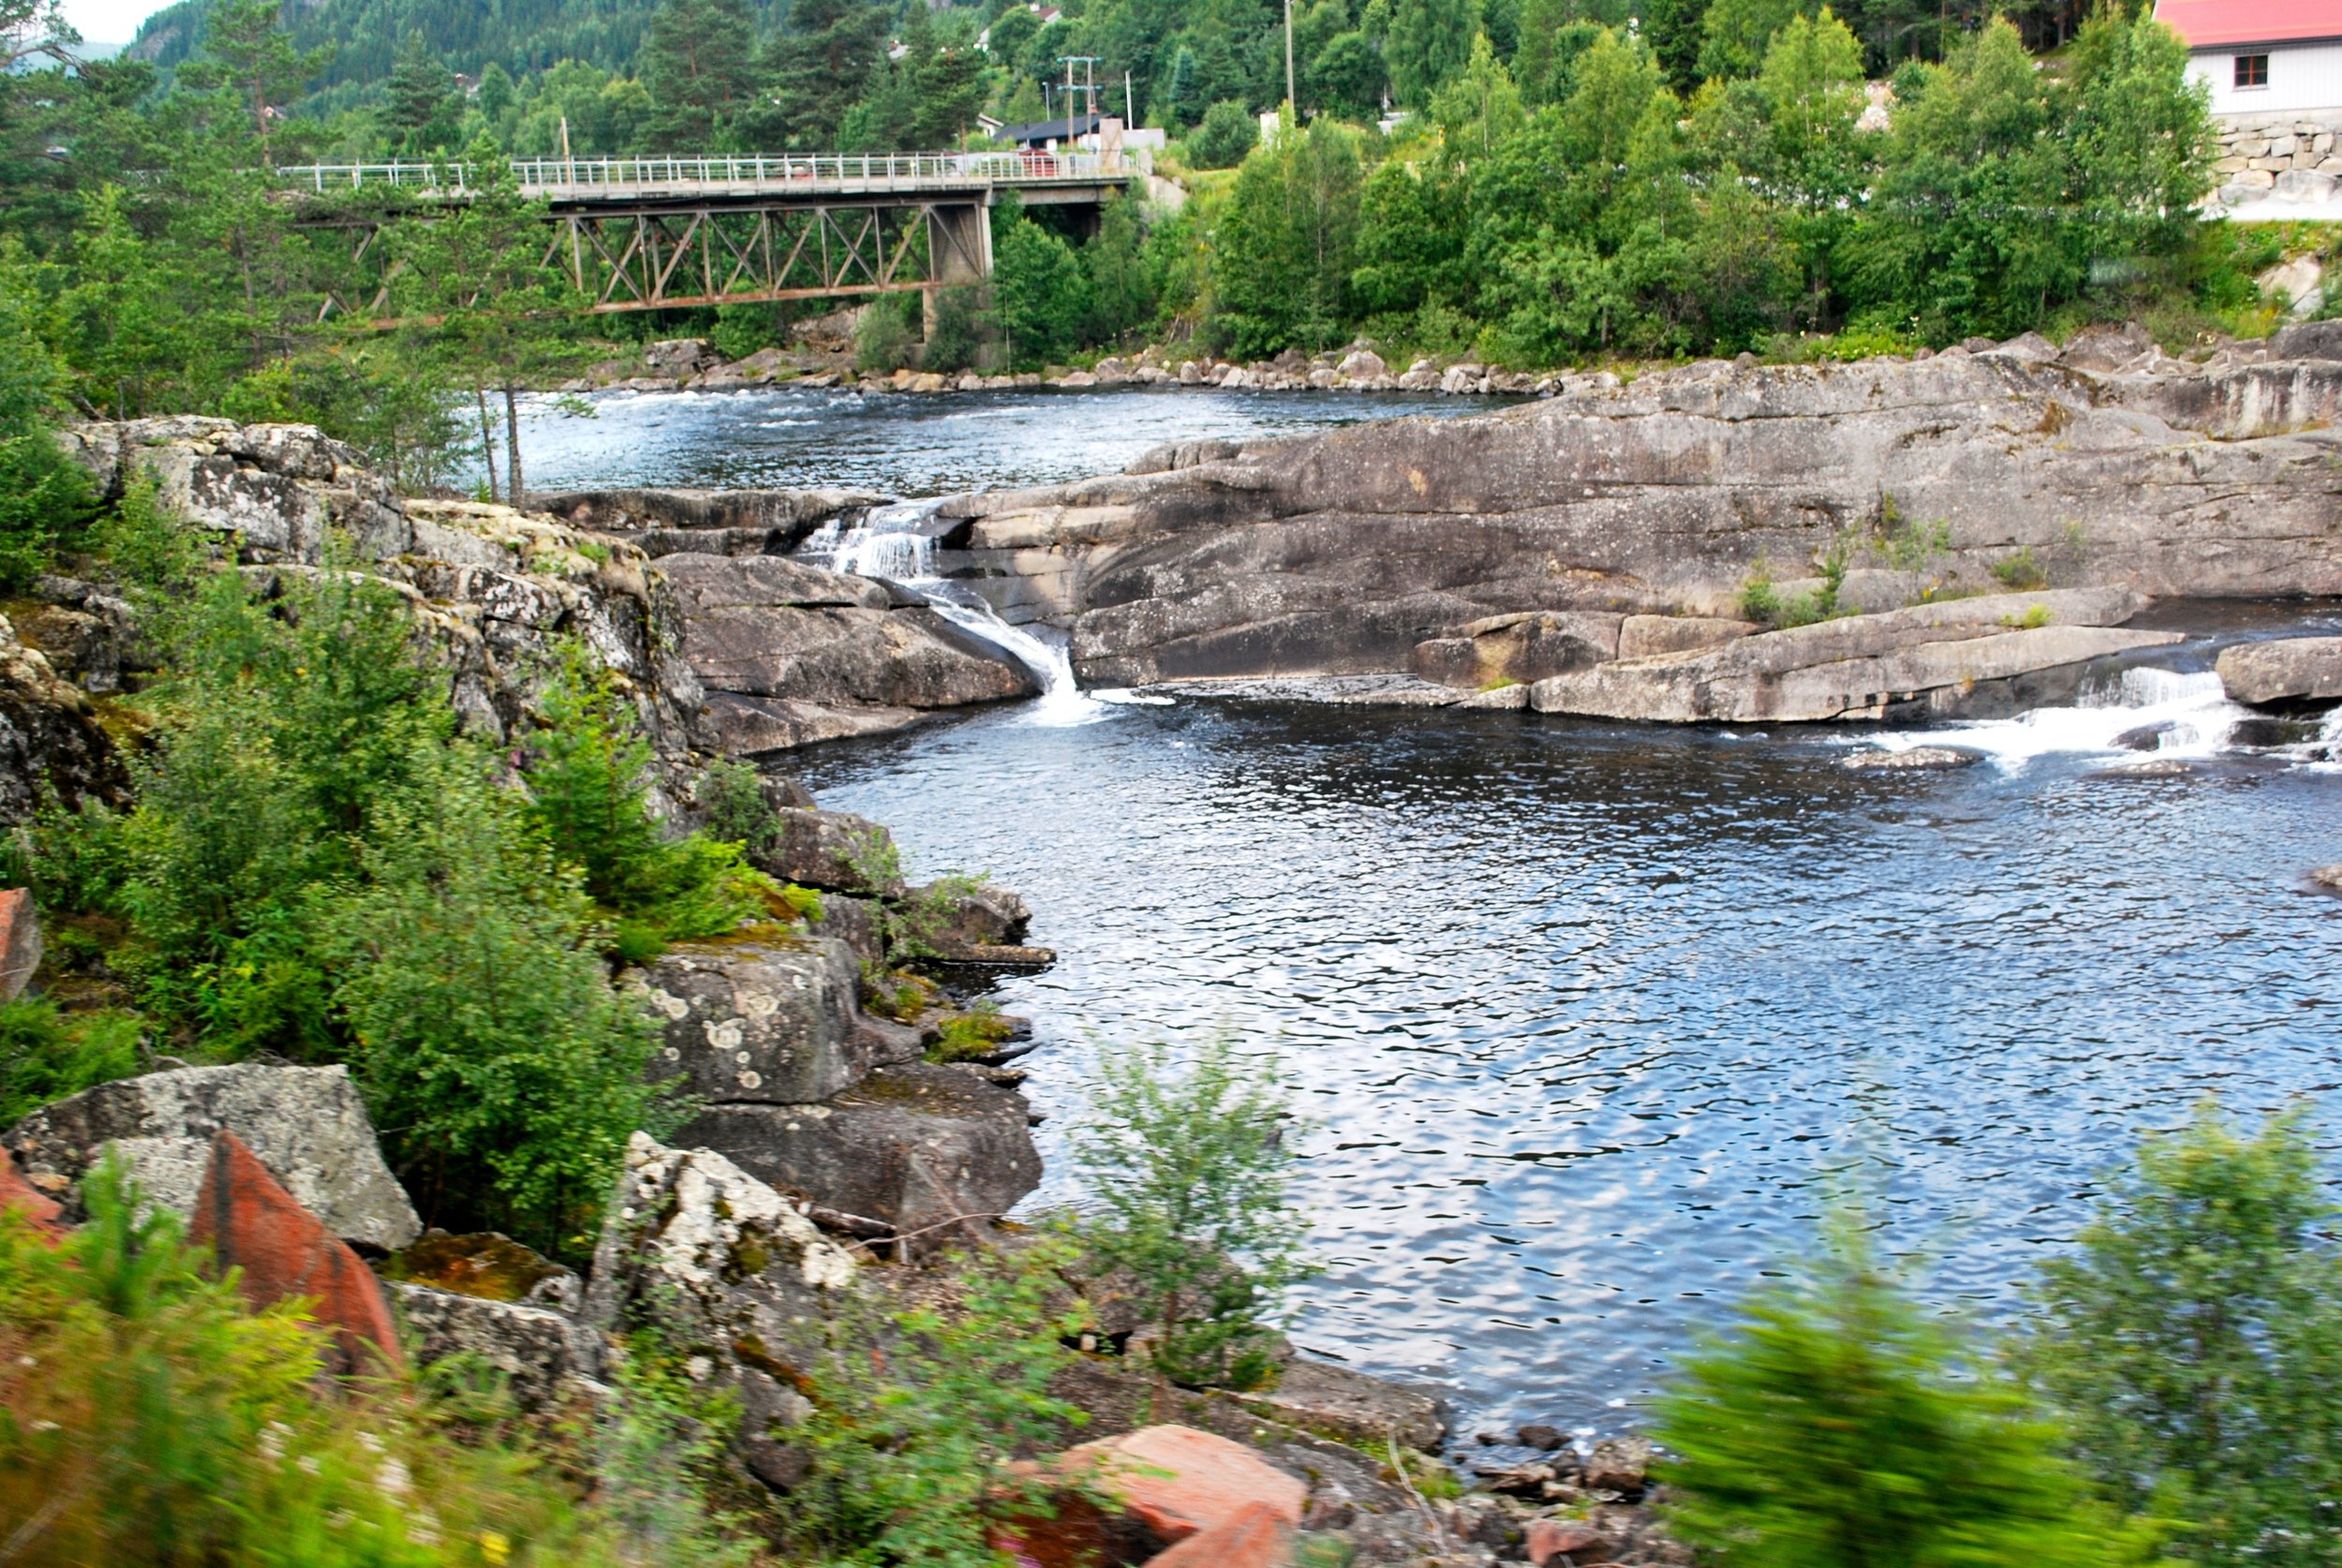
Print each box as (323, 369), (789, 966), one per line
(924, 199), (994, 341)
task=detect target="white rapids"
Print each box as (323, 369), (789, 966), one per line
(1855, 664), (2266, 770)
(808, 502), (1135, 725)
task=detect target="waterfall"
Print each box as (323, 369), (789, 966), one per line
(1862, 662), (2256, 769)
(811, 501), (1107, 723)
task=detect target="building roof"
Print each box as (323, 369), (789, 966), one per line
(994, 111), (1102, 145)
(2152, 0), (2342, 50)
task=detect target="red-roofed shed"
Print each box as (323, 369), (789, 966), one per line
(2153, 0), (2342, 115)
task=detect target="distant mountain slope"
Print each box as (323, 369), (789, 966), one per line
(127, 0), (669, 91)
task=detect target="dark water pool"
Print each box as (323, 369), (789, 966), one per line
(795, 659), (2342, 1435)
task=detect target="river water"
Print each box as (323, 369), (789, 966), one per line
(528, 385), (2342, 1439)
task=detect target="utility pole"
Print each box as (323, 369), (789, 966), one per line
(1059, 55), (1104, 145)
(1284, 0), (1297, 121)
(1125, 69), (1134, 127)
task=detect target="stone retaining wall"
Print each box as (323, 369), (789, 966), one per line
(2213, 110), (2342, 211)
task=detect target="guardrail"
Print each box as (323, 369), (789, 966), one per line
(275, 151), (1118, 196)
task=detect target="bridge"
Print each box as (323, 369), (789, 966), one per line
(276, 151), (1134, 321)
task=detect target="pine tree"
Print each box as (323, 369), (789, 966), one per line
(640, 0), (761, 145)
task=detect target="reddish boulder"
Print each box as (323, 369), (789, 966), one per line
(190, 1130), (403, 1374)
(1062, 1425), (1307, 1542)
(0, 1150), (62, 1237)
(0, 887), (41, 998)
(1144, 1500), (1291, 1566)
(1527, 1516), (1608, 1565)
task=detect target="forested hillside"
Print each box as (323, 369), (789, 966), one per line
(0, 0), (2313, 506)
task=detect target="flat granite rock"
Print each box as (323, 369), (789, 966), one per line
(677, 1063), (1042, 1243)
(6, 1062), (420, 1251)
(2216, 636), (2342, 707)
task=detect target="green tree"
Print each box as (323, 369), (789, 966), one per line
(1306, 29), (1387, 118)
(1844, 17), (2068, 340)
(171, 0), (332, 166)
(1430, 33), (1524, 156)
(1186, 97), (1258, 167)
(2022, 1103), (2342, 1565)
(2061, 7), (2214, 278)
(758, 0), (890, 148)
(383, 28), (460, 154)
(1659, 1221), (2148, 1568)
(641, 0), (762, 145)
(1209, 116), (1363, 358)
(391, 134), (593, 503)
(1753, 7), (1869, 324)
(1697, 0), (1800, 81)
(0, 238), (91, 585)
(1385, 0), (1478, 105)
(991, 214), (1089, 367)
(789, 1237), (1097, 1565)
(330, 749), (674, 1261)
(56, 186), (185, 420)
(1070, 1036), (1312, 1390)
(520, 643), (760, 948)
(1085, 191), (1157, 343)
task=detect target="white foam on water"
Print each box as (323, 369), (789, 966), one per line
(813, 501), (1118, 726)
(1858, 664), (2250, 771)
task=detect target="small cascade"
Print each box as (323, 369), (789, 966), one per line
(1863, 663), (2255, 770)
(808, 499), (1111, 725)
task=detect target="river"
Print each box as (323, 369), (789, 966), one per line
(527, 383), (2342, 1438)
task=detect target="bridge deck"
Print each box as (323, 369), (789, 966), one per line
(278, 152), (1128, 205)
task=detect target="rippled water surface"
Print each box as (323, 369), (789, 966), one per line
(797, 664), (2342, 1434)
(514, 383), (1507, 495)
(520, 390), (2342, 1434)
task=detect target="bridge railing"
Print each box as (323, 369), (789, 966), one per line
(275, 151), (1115, 197)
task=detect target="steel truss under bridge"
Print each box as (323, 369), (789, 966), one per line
(550, 198), (991, 315)
(282, 151), (1125, 323)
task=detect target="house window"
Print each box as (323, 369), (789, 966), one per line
(2234, 52), (2269, 88)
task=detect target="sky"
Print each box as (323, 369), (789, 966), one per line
(59, 0), (164, 47)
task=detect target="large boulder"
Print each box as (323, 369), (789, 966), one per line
(5, 1063), (422, 1252)
(1411, 611), (1624, 689)
(0, 888), (41, 999)
(0, 613), (130, 825)
(937, 353), (2342, 684)
(1232, 1358), (1446, 1453)
(1530, 589), (2180, 723)
(534, 488), (885, 560)
(583, 1135), (858, 1462)
(756, 806), (906, 895)
(61, 418), (411, 564)
(388, 1283), (595, 1409)
(630, 934), (870, 1105)
(191, 1131), (403, 1374)
(677, 1063), (1042, 1241)
(654, 552), (1036, 755)
(2216, 636), (2342, 707)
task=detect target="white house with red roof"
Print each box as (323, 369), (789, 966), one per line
(2154, 0), (2342, 115)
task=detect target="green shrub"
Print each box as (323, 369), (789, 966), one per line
(0, 997), (142, 1127)
(0, 1159), (747, 1566)
(328, 746), (674, 1264)
(710, 300), (787, 362)
(1657, 1223), (2147, 1568)
(523, 645), (763, 944)
(852, 294), (918, 373)
(1187, 100), (1259, 170)
(1070, 1035), (1312, 1390)
(696, 757), (779, 854)
(2021, 1103), (2342, 1564)
(787, 1235), (1096, 1566)
(1990, 547), (2047, 590)
(923, 285), (986, 376)
(926, 1000), (1014, 1064)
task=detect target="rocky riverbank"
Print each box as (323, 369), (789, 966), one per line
(880, 319), (2342, 722)
(6, 411), (1711, 1568)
